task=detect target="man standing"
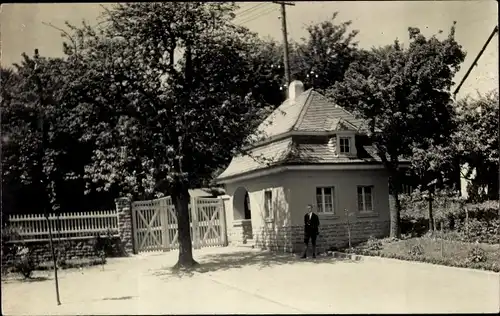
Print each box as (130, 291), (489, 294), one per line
(301, 204), (320, 258)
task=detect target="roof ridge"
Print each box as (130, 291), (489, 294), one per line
(291, 88), (314, 131)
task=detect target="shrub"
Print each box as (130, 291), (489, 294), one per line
(1, 226), (22, 275)
(408, 244), (424, 256)
(467, 244), (488, 263)
(365, 236), (383, 251)
(93, 228), (122, 257)
(401, 198), (499, 244)
(14, 246), (38, 279)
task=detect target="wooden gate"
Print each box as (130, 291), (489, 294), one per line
(132, 196), (227, 253)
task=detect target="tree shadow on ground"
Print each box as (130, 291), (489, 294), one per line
(152, 249), (360, 279)
(102, 296), (135, 301)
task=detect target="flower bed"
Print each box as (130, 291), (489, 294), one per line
(345, 236), (500, 272)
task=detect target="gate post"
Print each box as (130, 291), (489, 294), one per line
(219, 195), (229, 246)
(190, 197), (200, 249)
(115, 196), (135, 255)
(160, 197), (169, 251)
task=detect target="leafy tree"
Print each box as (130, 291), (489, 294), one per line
(410, 143), (458, 231)
(290, 12), (360, 91)
(329, 23), (466, 238)
(59, 2), (282, 268)
(261, 12), (360, 92)
(454, 90), (499, 202)
(1, 53), (72, 217)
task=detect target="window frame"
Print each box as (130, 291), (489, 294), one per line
(315, 186), (336, 215)
(264, 190), (273, 220)
(357, 185), (374, 213)
(338, 136), (352, 154)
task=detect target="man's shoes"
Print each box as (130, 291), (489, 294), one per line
(312, 254), (316, 258)
(300, 254), (307, 259)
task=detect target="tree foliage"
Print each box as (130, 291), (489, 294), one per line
(453, 90), (499, 201)
(291, 12), (360, 91)
(329, 23), (466, 238)
(53, 2), (289, 267)
(1, 54), (74, 218)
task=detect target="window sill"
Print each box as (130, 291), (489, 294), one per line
(318, 213), (340, 220)
(356, 211), (379, 218)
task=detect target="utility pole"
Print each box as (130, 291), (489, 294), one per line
(273, 1), (295, 89)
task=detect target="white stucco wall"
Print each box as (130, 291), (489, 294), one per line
(285, 169), (391, 226)
(222, 173), (291, 246)
(221, 168), (391, 251)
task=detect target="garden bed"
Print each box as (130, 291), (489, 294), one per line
(3, 256), (107, 279)
(344, 237), (500, 272)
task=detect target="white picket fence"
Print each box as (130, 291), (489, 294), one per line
(7, 210), (120, 242)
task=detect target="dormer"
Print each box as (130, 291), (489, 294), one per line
(327, 117), (358, 157)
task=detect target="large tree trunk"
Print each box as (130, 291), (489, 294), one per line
(389, 174), (402, 239)
(171, 180), (198, 269)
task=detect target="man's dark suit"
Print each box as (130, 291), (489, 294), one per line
(304, 212), (320, 246)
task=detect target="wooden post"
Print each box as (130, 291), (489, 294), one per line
(130, 202), (138, 254)
(165, 199), (172, 250)
(219, 196), (228, 247)
(44, 212), (61, 305)
(159, 198), (168, 252)
(190, 197), (200, 249)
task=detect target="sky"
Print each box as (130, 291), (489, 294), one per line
(1, 1), (498, 100)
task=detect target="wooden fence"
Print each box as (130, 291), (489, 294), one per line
(7, 210), (119, 242)
(132, 196), (227, 253)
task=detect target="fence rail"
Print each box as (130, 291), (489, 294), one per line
(7, 210), (119, 242)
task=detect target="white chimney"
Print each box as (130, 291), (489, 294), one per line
(288, 80), (304, 102)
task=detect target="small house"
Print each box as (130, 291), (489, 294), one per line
(216, 81), (406, 252)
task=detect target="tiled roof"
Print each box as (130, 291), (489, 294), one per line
(217, 138), (293, 180)
(254, 89), (314, 139)
(254, 89), (368, 140)
(294, 90), (368, 132)
(288, 144), (382, 164)
(217, 88), (385, 182)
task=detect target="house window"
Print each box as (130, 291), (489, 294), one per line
(264, 190), (273, 219)
(339, 137), (351, 153)
(316, 187), (335, 214)
(357, 186), (374, 212)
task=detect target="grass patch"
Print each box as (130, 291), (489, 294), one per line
(347, 237), (500, 272)
(37, 257), (106, 271)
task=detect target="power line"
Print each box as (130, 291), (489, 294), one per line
(234, 3), (268, 20)
(235, 5), (275, 24)
(237, 6), (278, 25)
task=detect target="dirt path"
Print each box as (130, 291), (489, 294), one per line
(2, 247), (499, 314)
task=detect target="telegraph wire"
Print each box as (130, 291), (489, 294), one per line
(234, 3), (269, 20)
(237, 6), (278, 25)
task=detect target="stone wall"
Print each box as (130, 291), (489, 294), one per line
(229, 220), (253, 245)
(1, 236), (124, 266)
(253, 219), (390, 254)
(253, 225), (293, 252)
